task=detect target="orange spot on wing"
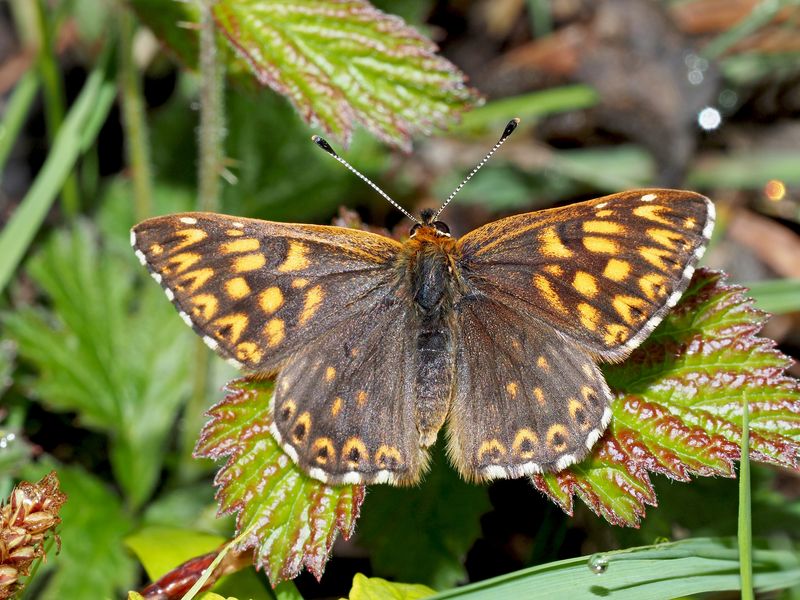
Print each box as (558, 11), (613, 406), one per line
(512, 428), (539, 459)
(534, 275), (567, 314)
(603, 258), (630, 281)
(533, 387), (545, 405)
(639, 246), (675, 270)
(633, 204), (672, 225)
(225, 277), (251, 300)
(221, 238), (260, 254)
(604, 323), (629, 346)
(235, 341), (263, 364)
(265, 318), (285, 347)
(167, 252), (201, 274)
(506, 382), (519, 399)
(278, 241), (309, 272)
(175, 268), (214, 293)
(233, 253), (266, 273)
(577, 302), (600, 331)
(375, 445), (403, 468)
(546, 424), (568, 451)
(647, 228), (684, 250)
(325, 366), (336, 382)
(583, 221), (623, 234)
(259, 286), (284, 314)
(583, 236), (619, 254)
(612, 295), (649, 325)
(331, 397), (343, 417)
(299, 285), (324, 325)
(539, 227), (573, 258)
(211, 313), (249, 344)
(477, 439), (507, 463)
(291, 278), (309, 289)
(189, 293), (218, 321)
(639, 273), (667, 300)
(573, 271), (599, 298)
(173, 228), (207, 250)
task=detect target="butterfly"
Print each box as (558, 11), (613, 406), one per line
(131, 120), (714, 486)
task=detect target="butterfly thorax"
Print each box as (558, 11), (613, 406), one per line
(398, 225), (462, 447)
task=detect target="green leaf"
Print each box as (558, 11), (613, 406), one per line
(426, 537), (800, 599)
(125, 526), (227, 581)
(211, 0), (479, 150)
(3, 222), (193, 508)
(533, 269), (800, 526)
(195, 379), (364, 583)
(349, 574), (435, 600)
(358, 447), (491, 589)
(22, 463), (137, 600)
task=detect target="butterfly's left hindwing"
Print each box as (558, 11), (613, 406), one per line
(449, 296), (612, 481)
(131, 212), (402, 372)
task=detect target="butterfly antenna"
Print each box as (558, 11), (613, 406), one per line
(312, 135), (421, 225)
(433, 118), (520, 221)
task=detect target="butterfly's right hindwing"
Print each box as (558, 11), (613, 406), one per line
(131, 212), (403, 372)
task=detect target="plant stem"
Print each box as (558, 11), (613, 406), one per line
(197, 0), (224, 212)
(118, 8), (153, 222)
(180, 0), (226, 479)
(738, 390), (754, 600)
(33, 0), (81, 219)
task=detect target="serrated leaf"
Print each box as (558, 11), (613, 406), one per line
(211, 0), (479, 150)
(3, 222), (193, 507)
(349, 574), (435, 600)
(532, 269), (800, 527)
(195, 379), (364, 583)
(358, 447), (491, 589)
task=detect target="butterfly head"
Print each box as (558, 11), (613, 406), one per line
(410, 209), (451, 239)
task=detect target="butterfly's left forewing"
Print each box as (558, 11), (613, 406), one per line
(456, 189), (714, 360)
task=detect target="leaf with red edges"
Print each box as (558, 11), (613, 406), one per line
(195, 379), (364, 583)
(211, 0), (479, 150)
(533, 269), (800, 527)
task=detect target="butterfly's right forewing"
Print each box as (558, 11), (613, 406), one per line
(133, 212), (428, 485)
(132, 212), (403, 372)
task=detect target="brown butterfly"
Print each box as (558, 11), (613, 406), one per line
(132, 120), (714, 486)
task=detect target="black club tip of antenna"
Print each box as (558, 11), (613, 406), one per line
(311, 135), (338, 157)
(501, 117), (521, 140)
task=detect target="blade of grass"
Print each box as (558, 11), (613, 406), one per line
(428, 537), (800, 599)
(702, 0), (789, 60)
(741, 279), (800, 314)
(740, 391), (754, 600)
(33, 0), (80, 218)
(0, 71), (39, 175)
(0, 46), (116, 294)
(453, 86), (599, 133)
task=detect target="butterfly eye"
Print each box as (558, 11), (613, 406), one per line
(433, 221), (451, 236)
(410, 223), (422, 237)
